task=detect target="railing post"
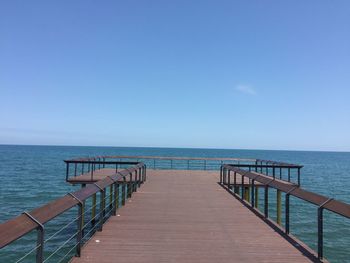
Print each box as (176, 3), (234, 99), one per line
(318, 198), (333, 260)
(128, 171), (133, 198)
(245, 186), (250, 202)
(91, 193), (96, 225)
(138, 168), (142, 186)
(220, 166), (223, 184)
(277, 190), (282, 225)
(264, 185), (269, 218)
(233, 171), (237, 193)
(114, 183), (119, 215)
(94, 184), (105, 231)
(68, 193), (83, 257)
(143, 165), (147, 182)
(285, 193), (290, 234)
(318, 207), (324, 260)
(122, 178), (126, 206)
(254, 187), (259, 208)
(109, 185), (113, 209)
(279, 167), (282, 179)
(288, 168), (291, 182)
(241, 175), (245, 200)
(227, 170), (231, 190)
(251, 180), (255, 207)
(22, 212), (44, 263)
(90, 162), (94, 180)
(134, 170), (138, 192)
(66, 162), (69, 181)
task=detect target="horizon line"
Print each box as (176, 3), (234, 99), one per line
(0, 143), (349, 154)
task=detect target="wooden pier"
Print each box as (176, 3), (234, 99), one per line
(71, 169), (317, 263)
(2, 156), (350, 263)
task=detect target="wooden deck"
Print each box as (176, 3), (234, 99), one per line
(67, 168), (292, 187)
(72, 169), (319, 263)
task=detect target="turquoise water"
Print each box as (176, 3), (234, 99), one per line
(0, 145), (350, 262)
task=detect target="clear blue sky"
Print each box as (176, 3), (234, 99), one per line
(1, 1), (349, 151)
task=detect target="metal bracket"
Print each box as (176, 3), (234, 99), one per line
(23, 211), (44, 263)
(126, 168), (133, 174)
(117, 171), (127, 181)
(319, 198), (333, 209)
(107, 175), (116, 183)
(286, 186), (299, 195)
(68, 193), (83, 205)
(266, 178), (275, 186)
(94, 183), (104, 191)
(22, 212), (44, 229)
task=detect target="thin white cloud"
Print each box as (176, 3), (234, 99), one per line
(235, 84), (257, 96)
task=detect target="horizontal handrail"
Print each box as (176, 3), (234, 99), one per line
(220, 164), (350, 260)
(64, 160), (139, 165)
(67, 155), (257, 162)
(221, 164), (350, 218)
(0, 163), (146, 249)
(229, 163), (302, 185)
(256, 159), (302, 168)
(231, 164), (303, 169)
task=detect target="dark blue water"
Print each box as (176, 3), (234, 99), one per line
(0, 145), (350, 262)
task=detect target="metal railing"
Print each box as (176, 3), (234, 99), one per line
(0, 163), (146, 263)
(64, 157), (140, 182)
(66, 155), (258, 171)
(230, 159), (303, 185)
(220, 164), (350, 260)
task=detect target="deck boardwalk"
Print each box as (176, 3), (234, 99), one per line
(72, 170), (319, 263)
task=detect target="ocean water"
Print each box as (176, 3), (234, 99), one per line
(0, 145), (350, 262)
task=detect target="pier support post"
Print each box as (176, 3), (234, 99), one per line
(277, 190), (282, 225)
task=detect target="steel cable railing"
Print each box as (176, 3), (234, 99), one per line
(220, 164), (350, 260)
(0, 163), (146, 263)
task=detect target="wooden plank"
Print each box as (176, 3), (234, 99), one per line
(72, 170), (319, 263)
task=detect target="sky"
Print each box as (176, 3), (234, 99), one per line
(0, 1), (350, 151)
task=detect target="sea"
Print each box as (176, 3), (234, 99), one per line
(0, 145), (349, 263)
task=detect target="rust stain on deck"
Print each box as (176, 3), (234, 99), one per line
(72, 170), (318, 263)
